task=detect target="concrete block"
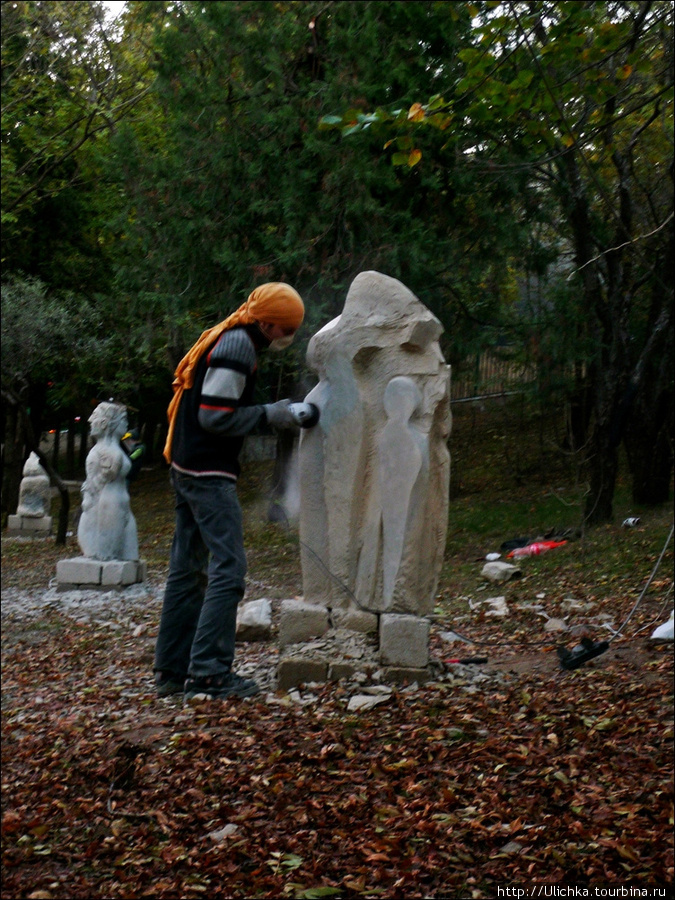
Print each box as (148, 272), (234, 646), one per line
(24, 516), (53, 532)
(56, 557), (103, 585)
(55, 556), (145, 589)
(279, 600), (329, 648)
(327, 662), (357, 681)
(379, 613), (429, 668)
(277, 658), (328, 691)
(381, 666), (433, 686)
(101, 560), (139, 585)
(330, 608), (379, 634)
(6, 514), (52, 535)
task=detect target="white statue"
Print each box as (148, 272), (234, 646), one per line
(77, 402), (139, 561)
(17, 452), (51, 517)
(299, 271), (451, 616)
(378, 377), (430, 606)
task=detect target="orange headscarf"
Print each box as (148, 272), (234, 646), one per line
(163, 282), (304, 463)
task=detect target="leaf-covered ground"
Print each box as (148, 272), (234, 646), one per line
(2, 404), (673, 898)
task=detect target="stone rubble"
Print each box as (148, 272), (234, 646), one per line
(481, 561), (522, 583)
(0, 578), (510, 705)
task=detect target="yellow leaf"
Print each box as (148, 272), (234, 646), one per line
(408, 102), (425, 122)
(408, 148), (422, 167)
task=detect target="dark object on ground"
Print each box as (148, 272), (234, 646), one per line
(446, 656), (489, 665)
(557, 637), (610, 670)
(155, 670), (186, 697)
(500, 537), (531, 552)
(184, 671), (260, 700)
(501, 527), (581, 554)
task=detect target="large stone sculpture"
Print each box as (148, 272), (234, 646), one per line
(295, 271), (451, 670)
(7, 452), (53, 536)
(56, 402), (145, 590)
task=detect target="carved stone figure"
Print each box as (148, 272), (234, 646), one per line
(17, 452), (51, 517)
(77, 402), (139, 561)
(378, 377), (430, 608)
(298, 271), (451, 617)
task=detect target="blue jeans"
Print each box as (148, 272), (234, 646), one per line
(154, 470), (247, 680)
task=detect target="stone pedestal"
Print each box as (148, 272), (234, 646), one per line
(276, 601), (434, 691)
(379, 613), (429, 668)
(7, 513), (53, 537)
(56, 556), (146, 591)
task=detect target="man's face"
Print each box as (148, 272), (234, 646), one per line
(259, 322), (296, 350)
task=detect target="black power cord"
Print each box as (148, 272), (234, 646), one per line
(274, 496), (673, 668)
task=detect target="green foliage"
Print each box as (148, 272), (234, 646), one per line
(0, 275), (101, 399)
(321, 0), (674, 520)
(107, 0), (514, 369)
(1, 0), (671, 516)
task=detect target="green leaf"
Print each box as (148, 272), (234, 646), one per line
(297, 889), (342, 900)
(318, 115), (344, 130)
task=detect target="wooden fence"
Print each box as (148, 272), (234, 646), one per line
(450, 351), (537, 403)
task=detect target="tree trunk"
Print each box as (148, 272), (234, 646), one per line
(584, 422), (620, 525)
(52, 424), (61, 471)
(1, 403), (26, 527)
(66, 420), (77, 477)
(78, 421), (89, 471)
(564, 362), (593, 453)
(626, 428), (673, 505)
(624, 386), (674, 505)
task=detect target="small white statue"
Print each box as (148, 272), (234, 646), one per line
(77, 402), (139, 561)
(17, 452), (51, 517)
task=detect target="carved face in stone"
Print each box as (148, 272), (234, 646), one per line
(89, 402), (128, 441)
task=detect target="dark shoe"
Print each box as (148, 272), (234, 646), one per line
(155, 670), (186, 697)
(184, 671), (260, 701)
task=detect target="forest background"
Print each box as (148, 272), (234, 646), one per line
(1, 0), (673, 526)
(1, 4), (674, 897)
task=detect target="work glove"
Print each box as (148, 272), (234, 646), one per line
(264, 399), (297, 430)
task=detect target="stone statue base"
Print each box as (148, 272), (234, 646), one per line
(56, 556), (146, 592)
(6, 514), (53, 537)
(276, 599), (433, 690)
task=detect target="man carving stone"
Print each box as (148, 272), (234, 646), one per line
(154, 282), (305, 701)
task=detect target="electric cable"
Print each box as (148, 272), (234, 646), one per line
(631, 582), (674, 639)
(608, 524), (674, 642)
(448, 524), (674, 650)
(278, 497), (674, 654)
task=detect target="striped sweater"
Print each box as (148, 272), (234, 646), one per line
(170, 326), (266, 479)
